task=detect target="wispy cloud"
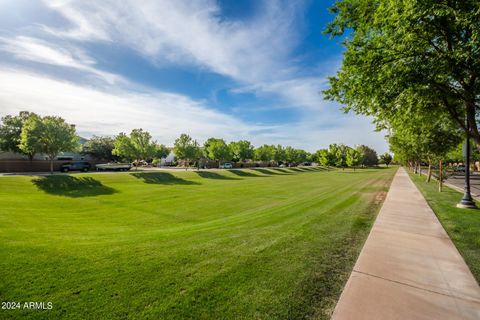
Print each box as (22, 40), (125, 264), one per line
(0, 36), (120, 84)
(40, 0), (303, 83)
(0, 67), (267, 144)
(0, 1), (388, 152)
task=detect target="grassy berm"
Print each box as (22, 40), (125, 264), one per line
(0, 166), (395, 319)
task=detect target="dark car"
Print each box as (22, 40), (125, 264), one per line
(60, 161), (91, 172)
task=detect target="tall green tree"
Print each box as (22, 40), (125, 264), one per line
(112, 129), (157, 169)
(229, 140), (254, 162)
(82, 135), (117, 161)
(254, 145), (274, 162)
(380, 153), (393, 167)
(153, 144), (170, 160)
(346, 147), (362, 171)
(315, 149), (335, 167)
(20, 116), (79, 173)
(295, 149), (309, 164)
(356, 145), (378, 167)
(204, 138), (232, 163)
(332, 144), (348, 169)
(272, 145), (286, 164)
(0, 111), (38, 160)
(284, 146), (297, 164)
(324, 0), (480, 149)
(173, 134), (201, 169)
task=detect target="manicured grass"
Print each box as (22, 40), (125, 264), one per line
(409, 172), (480, 282)
(0, 167), (395, 319)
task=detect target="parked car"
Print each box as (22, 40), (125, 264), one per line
(60, 161), (91, 172)
(96, 163), (132, 171)
(279, 164), (286, 168)
(454, 165), (466, 172)
(219, 163), (233, 169)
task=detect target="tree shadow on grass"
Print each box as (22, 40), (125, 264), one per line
(194, 171), (240, 180)
(32, 175), (117, 197)
(227, 170), (266, 178)
(131, 172), (199, 185)
(255, 168), (291, 175)
(287, 167), (307, 173)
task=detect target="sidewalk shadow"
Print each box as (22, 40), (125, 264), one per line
(194, 171), (240, 180)
(131, 172), (199, 185)
(32, 175), (117, 197)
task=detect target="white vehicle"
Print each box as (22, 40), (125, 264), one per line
(219, 163), (233, 169)
(96, 163), (132, 171)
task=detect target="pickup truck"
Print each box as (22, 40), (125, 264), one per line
(60, 161), (91, 172)
(96, 163), (132, 171)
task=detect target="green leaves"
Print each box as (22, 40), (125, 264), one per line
(113, 129), (158, 163)
(20, 115), (79, 161)
(325, 0), (479, 162)
(173, 134), (201, 164)
(0, 111), (38, 159)
(204, 138), (232, 162)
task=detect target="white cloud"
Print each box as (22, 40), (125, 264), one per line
(40, 0), (302, 83)
(0, 1), (389, 153)
(0, 67), (388, 152)
(0, 36), (120, 84)
(0, 67), (263, 144)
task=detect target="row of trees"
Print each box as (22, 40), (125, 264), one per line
(315, 144), (391, 170)
(0, 111), (79, 172)
(0, 111), (389, 172)
(324, 0), (479, 192)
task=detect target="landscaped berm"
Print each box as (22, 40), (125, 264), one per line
(0, 167), (395, 319)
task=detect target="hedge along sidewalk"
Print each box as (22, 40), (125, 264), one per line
(332, 167), (480, 320)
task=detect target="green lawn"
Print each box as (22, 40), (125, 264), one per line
(0, 167), (395, 319)
(409, 173), (480, 282)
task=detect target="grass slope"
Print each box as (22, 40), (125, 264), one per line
(409, 172), (480, 282)
(0, 167), (395, 319)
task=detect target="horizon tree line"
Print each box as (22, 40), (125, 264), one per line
(0, 111), (388, 172)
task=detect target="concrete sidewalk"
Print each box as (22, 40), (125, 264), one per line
(332, 168), (480, 320)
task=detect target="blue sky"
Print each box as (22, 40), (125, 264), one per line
(0, 0), (388, 153)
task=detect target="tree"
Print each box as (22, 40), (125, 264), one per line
(0, 111), (38, 161)
(284, 146), (297, 164)
(229, 140), (254, 162)
(346, 147), (362, 170)
(388, 113), (462, 182)
(20, 116), (79, 173)
(254, 145), (274, 162)
(380, 153), (393, 167)
(173, 134), (201, 169)
(204, 138), (232, 163)
(315, 149), (335, 167)
(153, 144), (170, 160)
(295, 149), (309, 164)
(356, 145), (378, 167)
(112, 129), (157, 169)
(82, 135), (117, 161)
(272, 145), (286, 164)
(324, 0), (480, 150)
(331, 144), (348, 169)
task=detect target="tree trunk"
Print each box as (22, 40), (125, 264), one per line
(439, 160), (443, 192)
(50, 159), (54, 174)
(418, 162), (422, 175)
(426, 160), (432, 182)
